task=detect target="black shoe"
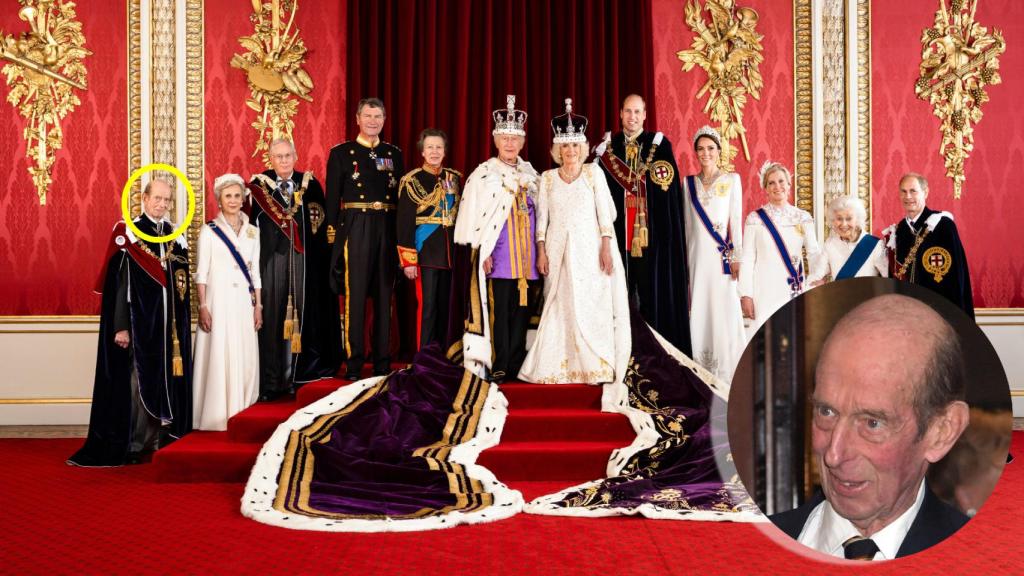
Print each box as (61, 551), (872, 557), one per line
(489, 370), (506, 384)
(286, 385), (297, 396)
(343, 372), (360, 381)
(258, 391), (281, 402)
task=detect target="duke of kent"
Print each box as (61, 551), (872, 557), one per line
(397, 128), (462, 349)
(595, 94), (692, 355)
(69, 178), (192, 466)
(326, 97), (405, 379)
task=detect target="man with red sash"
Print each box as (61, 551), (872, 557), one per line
(595, 94), (692, 354)
(68, 179), (192, 466)
(248, 138), (340, 401)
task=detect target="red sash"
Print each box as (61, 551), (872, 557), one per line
(599, 153), (645, 247)
(248, 181), (305, 253)
(94, 221), (168, 292)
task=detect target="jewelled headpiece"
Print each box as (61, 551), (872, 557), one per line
(551, 98), (588, 144)
(759, 160), (788, 188)
(493, 94), (528, 136)
(693, 125), (721, 148)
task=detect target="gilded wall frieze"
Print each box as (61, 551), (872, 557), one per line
(916, 0), (1005, 199)
(677, 0), (764, 172)
(231, 0), (313, 167)
(0, 0), (91, 205)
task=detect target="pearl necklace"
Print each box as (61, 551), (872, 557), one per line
(558, 165), (583, 183)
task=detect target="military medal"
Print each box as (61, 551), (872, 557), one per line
(351, 161), (360, 180)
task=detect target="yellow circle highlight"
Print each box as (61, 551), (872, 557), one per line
(120, 163), (196, 244)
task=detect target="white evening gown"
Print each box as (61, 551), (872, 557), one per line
(683, 172), (746, 384)
(518, 163), (630, 385)
(737, 203), (824, 339)
(806, 231), (888, 283)
(192, 213), (262, 430)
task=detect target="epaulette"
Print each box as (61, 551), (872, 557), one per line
(400, 168), (423, 186)
(443, 167), (463, 178)
(330, 140), (354, 150)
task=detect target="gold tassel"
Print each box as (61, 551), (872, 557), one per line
(290, 304), (301, 352)
(518, 277), (528, 306)
(638, 212), (649, 249)
(630, 235), (644, 258)
(171, 320), (184, 377)
(283, 295), (295, 339)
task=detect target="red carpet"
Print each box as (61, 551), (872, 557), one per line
(2, 434), (1022, 573)
(153, 378), (635, 483)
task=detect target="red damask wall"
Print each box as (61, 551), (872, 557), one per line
(871, 0), (1024, 308)
(204, 1), (348, 219)
(0, 2), (128, 315)
(652, 0), (795, 217)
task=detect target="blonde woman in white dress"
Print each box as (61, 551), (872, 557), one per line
(193, 174), (263, 431)
(807, 195), (888, 286)
(519, 100), (630, 385)
(738, 162), (824, 338)
(682, 126), (745, 384)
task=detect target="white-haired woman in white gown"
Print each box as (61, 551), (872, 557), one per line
(738, 162), (824, 338)
(193, 174), (263, 430)
(807, 195), (888, 286)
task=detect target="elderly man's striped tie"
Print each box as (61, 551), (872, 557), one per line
(843, 536), (879, 560)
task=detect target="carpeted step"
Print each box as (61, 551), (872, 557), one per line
(499, 383), (603, 409)
(154, 432), (620, 484)
(478, 441), (620, 481)
(152, 431), (260, 483)
(500, 409), (634, 443)
(297, 379), (604, 409)
(227, 402), (634, 445)
(226, 400), (303, 443)
(295, 378), (350, 406)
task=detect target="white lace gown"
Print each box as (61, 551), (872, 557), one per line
(737, 203), (824, 339)
(806, 231), (888, 283)
(683, 172), (746, 384)
(518, 163), (630, 385)
(192, 213), (262, 431)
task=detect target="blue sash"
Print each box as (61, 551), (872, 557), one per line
(686, 175), (733, 274)
(208, 221), (257, 306)
(835, 234), (879, 280)
(415, 193), (456, 253)
(756, 208), (803, 296)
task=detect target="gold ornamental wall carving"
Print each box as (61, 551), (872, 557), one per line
(231, 0), (313, 167)
(916, 0), (1005, 199)
(677, 0), (764, 172)
(0, 0), (91, 205)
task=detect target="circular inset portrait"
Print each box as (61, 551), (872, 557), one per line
(727, 277), (1012, 562)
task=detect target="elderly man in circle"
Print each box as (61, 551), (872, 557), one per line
(771, 294), (970, 560)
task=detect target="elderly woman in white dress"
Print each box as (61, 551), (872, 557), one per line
(519, 99), (630, 385)
(193, 174), (263, 431)
(807, 195), (888, 286)
(682, 126), (745, 383)
(738, 162), (824, 338)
